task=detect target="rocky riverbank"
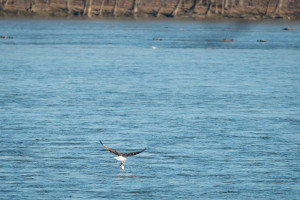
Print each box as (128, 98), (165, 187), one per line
(0, 0), (300, 20)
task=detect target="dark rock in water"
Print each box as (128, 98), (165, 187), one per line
(283, 27), (294, 31)
(275, 15), (283, 19)
(257, 40), (267, 42)
(0, 36), (13, 39)
(223, 38), (234, 42)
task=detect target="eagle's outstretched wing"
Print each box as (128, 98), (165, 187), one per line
(99, 141), (121, 156)
(122, 148), (146, 157)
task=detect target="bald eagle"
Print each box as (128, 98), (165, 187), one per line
(99, 140), (146, 170)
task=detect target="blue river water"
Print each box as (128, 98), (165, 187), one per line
(0, 19), (299, 199)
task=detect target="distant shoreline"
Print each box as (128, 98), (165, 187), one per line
(1, 12), (300, 22)
(1, 0), (300, 21)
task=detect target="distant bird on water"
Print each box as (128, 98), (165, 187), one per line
(99, 140), (146, 170)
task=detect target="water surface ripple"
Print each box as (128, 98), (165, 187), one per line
(0, 19), (299, 199)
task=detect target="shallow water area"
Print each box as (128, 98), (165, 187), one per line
(0, 19), (300, 199)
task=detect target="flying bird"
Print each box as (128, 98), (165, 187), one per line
(99, 140), (146, 170)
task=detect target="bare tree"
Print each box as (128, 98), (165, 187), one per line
(274, 0), (282, 14)
(171, 0), (183, 17)
(83, 0), (94, 17)
(215, 0), (218, 14)
(264, 0), (272, 15)
(222, 0), (227, 14)
(2, 0), (10, 9)
(99, 0), (105, 16)
(29, 0), (36, 12)
(224, 0), (228, 8)
(113, 0), (118, 16)
(83, 0), (88, 15)
(156, 0), (165, 17)
(248, 0), (254, 6)
(66, 0), (71, 14)
(238, 0), (243, 7)
(132, 0), (139, 13)
(205, 0), (212, 15)
(190, 0), (198, 11)
(191, 0), (205, 12)
(87, 0), (94, 17)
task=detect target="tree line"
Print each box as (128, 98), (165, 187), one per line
(0, 0), (298, 18)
